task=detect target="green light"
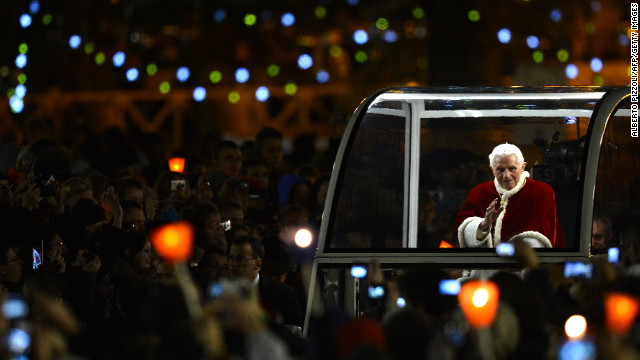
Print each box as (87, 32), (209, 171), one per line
(284, 83), (297, 96)
(147, 63), (158, 76)
(0, 66), (9, 77)
(376, 18), (389, 30)
(17, 74), (27, 84)
(585, 22), (595, 34)
(209, 70), (222, 83)
(43, 14), (52, 25)
(329, 45), (343, 57)
(18, 43), (28, 54)
(354, 51), (368, 63)
(315, 6), (327, 19)
(533, 50), (544, 63)
(412, 7), (425, 20)
(557, 49), (569, 63)
(267, 64), (280, 77)
(7, 88), (15, 98)
(95, 52), (106, 65)
(244, 14), (257, 26)
(228, 91), (240, 103)
(159, 81), (171, 94)
(84, 42), (94, 55)
(593, 75), (604, 86)
(468, 10), (480, 22)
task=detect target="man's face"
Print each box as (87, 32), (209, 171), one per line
(260, 138), (283, 169)
(124, 207), (146, 233)
(490, 155), (526, 191)
(200, 252), (230, 283)
(214, 147), (242, 178)
(228, 242), (261, 281)
(123, 187), (144, 206)
(591, 219), (612, 250)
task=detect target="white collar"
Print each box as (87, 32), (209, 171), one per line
(494, 171), (529, 201)
(252, 273), (260, 287)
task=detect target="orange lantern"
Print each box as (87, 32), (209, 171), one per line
(150, 221), (194, 264)
(439, 240), (454, 248)
(458, 280), (500, 329)
(168, 157), (186, 173)
(605, 292), (640, 336)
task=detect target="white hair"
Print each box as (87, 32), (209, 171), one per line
(488, 143), (525, 167)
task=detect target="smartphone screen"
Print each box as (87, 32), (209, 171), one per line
(439, 279), (461, 295)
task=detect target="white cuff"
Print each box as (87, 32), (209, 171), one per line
(458, 217), (493, 248)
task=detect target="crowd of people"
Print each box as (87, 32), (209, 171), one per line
(1, 123), (640, 360)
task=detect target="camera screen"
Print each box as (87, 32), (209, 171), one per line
(367, 285), (385, 299)
(439, 279), (461, 295)
(564, 262), (593, 279)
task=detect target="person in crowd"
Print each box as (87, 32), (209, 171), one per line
(241, 156), (277, 225)
(121, 200), (147, 234)
(455, 143), (566, 249)
(218, 199), (245, 228)
(228, 235), (304, 327)
(212, 140), (243, 179)
(0, 239), (24, 293)
(61, 177), (96, 209)
(591, 207), (616, 253)
(190, 246), (230, 295)
(153, 170), (191, 222)
(180, 202), (228, 252)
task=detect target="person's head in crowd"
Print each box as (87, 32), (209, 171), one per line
(242, 156), (270, 190)
(122, 232), (155, 272)
(111, 177), (144, 207)
(212, 140), (242, 178)
(198, 246), (230, 284)
(71, 198), (106, 235)
(154, 170), (191, 205)
(224, 223), (252, 244)
(180, 202), (227, 251)
(261, 235), (295, 282)
(121, 200), (146, 234)
(310, 175), (330, 210)
(278, 173), (311, 209)
(488, 143), (527, 191)
(276, 205), (310, 246)
(42, 229), (68, 274)
(255, 127), (284, 170)
(218, 200), (244, 227)
(85, 171), (109, 204)
(396, 265), (457, 320)
(0, 239), (23, 289)
(228, 235), (264, 281)
(61, 177), (95, 208)
(592, 207), (615, 252)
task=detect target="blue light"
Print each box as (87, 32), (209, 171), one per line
(347, 0), (360, 5)
(15, 54), (27, 69)
(619, 34), (630, 46)
(590, 57), (603, 73)
(396, 297), (406, 308)
(608, 247), (620, 263)
(497, 28), (511, 44)
(384, 30), (398, 43)
(350, 265), (367, 278)
(176, 67), (190, 82)
(316, 70), (330, 84)
(550, 9), (562, 22)
(126, 68), (139, 81)
(214, 8), (227, 23)
(564, 116), (577, 125)
(15, 85), (26, 98)
(255, 86), (270, 102)
(10, 96), (24, 113)
(112, 52), (126, 67)
(29, 1), (40, 14)
(558, 340), (596, 360)
(69, 35), (81, 49)
(20, 14), (32, 28)
(235, 67), (250, 83)
(565, 64), (579, 79)
(353, 29), (369, 45)
(281, 12), (295, 26)
(193, 87), (207, 102)
(297, 54), (313, 70)
(526, 35), (539, 49)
